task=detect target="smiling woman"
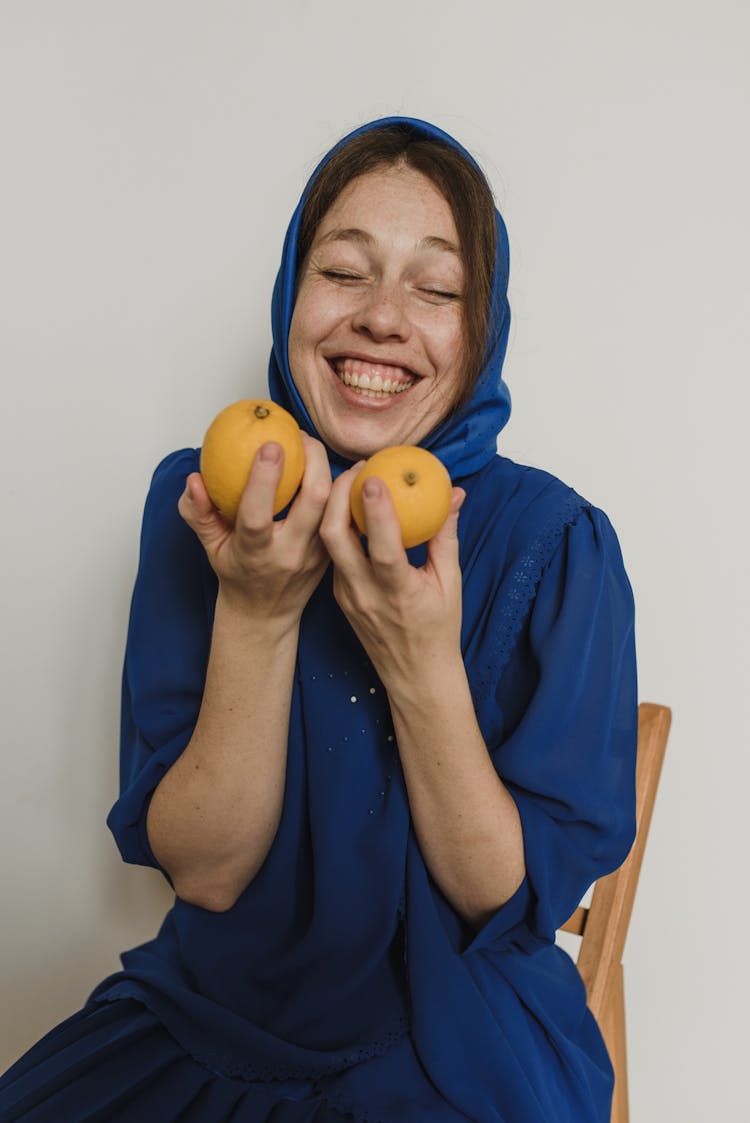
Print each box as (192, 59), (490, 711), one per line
(0, 118), (638, 1123)
(293, 123), (498, 418)
(288, 164), (469, 459)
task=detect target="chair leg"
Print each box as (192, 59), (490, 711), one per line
(606, 963), (629, 1123)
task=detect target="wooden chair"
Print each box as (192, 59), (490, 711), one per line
(559, 702), (672, 1123)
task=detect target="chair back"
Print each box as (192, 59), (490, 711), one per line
(560, 701), (671, 1017)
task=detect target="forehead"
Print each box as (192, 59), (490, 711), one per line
(313, 164), (460, 247)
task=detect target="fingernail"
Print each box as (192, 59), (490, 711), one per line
(259, 442), (281, 464)
(363, 477), (382, 499)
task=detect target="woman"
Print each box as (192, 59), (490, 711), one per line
(0, 117), (637, 1122)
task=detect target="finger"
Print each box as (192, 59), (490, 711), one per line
(178, 472), (232, 552)
(234, 442), (285, 538)
(318, 462), (368, 574)
(283, 433), (333, 540)
(358, 476), (410, 583)
(426, 486), (465, 577)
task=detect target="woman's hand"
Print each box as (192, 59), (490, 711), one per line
(178, 431), (332, 627)
(319, 463), (466, 696)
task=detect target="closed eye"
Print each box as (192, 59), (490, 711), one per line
(420, 288), (462, 300)
(321, 269), (363, 282)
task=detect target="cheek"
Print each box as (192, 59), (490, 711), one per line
(288, 297), (311, 355)
(289, 287), (339, 357)
(428, 322), (469, 413)
(288, 305), (319, 388)
(287, 314), (311, 402)
(288, 300), (339, 408)
(420, 311), (467, 372)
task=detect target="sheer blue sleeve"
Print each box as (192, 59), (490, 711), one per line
(106, 449), (213, 872)
(462, 506), (638, 956)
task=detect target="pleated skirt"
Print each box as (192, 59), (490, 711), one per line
(0, 1000), (359, 1123)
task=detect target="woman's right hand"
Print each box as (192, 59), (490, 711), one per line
(178, 431), (332, 627)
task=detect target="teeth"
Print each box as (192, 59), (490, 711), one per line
(334, 358), (415, 397)
(340, 371), (412, 396)
(340, 371), (412, 395)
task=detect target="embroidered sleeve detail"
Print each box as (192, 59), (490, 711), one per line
(472, 492), (590, 707)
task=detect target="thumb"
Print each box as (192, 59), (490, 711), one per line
(178, 472), (231, 551)
(426, 487), (465, 572)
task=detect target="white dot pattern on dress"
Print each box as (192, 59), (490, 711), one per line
(312, 666), (399, 824)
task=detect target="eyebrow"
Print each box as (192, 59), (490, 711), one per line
(316, 227), (461, 256)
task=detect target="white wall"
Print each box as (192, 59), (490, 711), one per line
(1, 2), (747, 1119)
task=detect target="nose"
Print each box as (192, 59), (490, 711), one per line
(351, 280), (410, 341)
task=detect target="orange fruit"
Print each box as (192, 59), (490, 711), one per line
(199, 399), (305, 520)
(349, 445), (453, 549)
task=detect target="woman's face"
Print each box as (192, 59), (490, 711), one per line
(288, 165), (468, 461)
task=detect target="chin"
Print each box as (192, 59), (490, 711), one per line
(335, 427), (434, 461)
(330, 438), (379, 461)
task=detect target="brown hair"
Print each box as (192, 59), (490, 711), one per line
(295, 123), (497, 413)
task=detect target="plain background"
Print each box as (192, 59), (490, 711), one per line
(1, 2), (747, 1119)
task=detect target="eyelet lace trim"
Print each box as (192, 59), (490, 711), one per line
(208, 1018), (411, 1082)
(472, 492), (590, 707)
(92, 989), (409, 1083)
(316, 1089), (388, 1123)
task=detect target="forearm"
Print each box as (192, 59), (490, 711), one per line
(146, 588), (298, 912)
(387, 657), (526, 932)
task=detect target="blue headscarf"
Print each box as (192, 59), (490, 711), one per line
(100, 117), (638, 1121)
(268, 116), (512, 479)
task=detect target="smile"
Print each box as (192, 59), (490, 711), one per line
(330, 357), (417, 399)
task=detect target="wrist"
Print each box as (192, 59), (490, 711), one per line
(385, 650), (469, 719)
(215, 583), (301, 644)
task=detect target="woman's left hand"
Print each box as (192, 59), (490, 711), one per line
(318, 463), (466, 695)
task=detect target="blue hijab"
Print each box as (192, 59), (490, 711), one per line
(100, 117), (638, 1121)
(268, 116), (512, 480)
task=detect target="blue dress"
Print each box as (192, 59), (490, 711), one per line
(0, 117), (637, 1123)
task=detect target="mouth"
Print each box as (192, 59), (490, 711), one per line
(328, 356), (418, 399)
